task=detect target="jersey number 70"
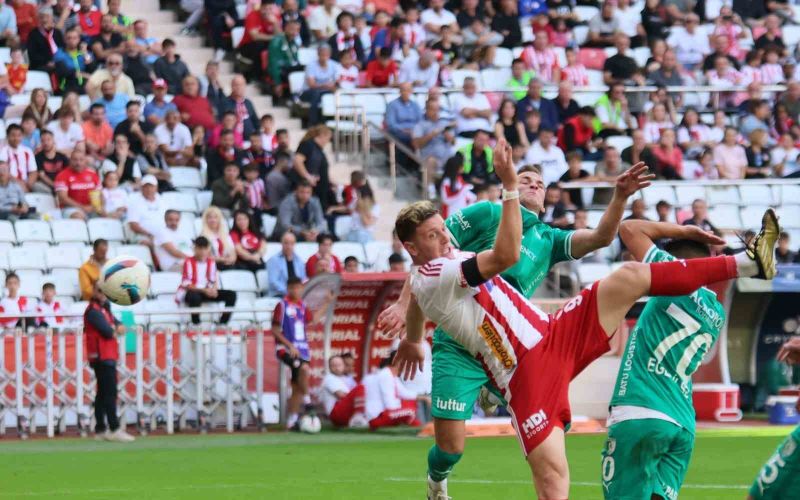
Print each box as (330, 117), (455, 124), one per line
(652, 304), (713, 383)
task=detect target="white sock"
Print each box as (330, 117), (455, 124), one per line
(428, 476), (447, 492)
(734, 250), (759, 278)
(287, 413), (299, 428)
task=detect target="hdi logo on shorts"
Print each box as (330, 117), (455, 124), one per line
(521, 409), (548, 437)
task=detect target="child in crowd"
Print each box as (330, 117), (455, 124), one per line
(0, 273), (29, 328)
(336, 51), (360, 90)
(5, 48), (27, 94)
(438, 154), (475, 219)
(260, 114), (277, 152)
(35, 282), (64, 328)
(561, 47), (588, 86)
(243, 163), (268, 215)
(21, 115), (41, 152)
(101, 171), (128, 219)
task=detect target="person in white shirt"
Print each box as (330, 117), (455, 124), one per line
(47, 108), (85, 156)
(335, 51), (359, 90)
(614, 0), (643, 45)
(451, 77), (492, 137)
(323, 354), (368, 427)
(100, 171), (129, 219)
(0, 124), (41, 193)
(154, 110), (196, 166)
(362, 353), (420, 430)
(524, 128), (568, 186)
(35, 282), (64, 328)
(420, 0), (458, 39)
(0, 273), (30, 329)
(154, 209), (194, 272)
(398, 52), (440, 91)
(308, 0), (342, 42)
(126, 175), (167, 246)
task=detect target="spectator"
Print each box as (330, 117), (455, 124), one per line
(300, 45), (338, 126)
(691, 148), (720, 180)
(506, 58), (533, 101)
(101, 134), (141, 189)
(364, 47), (398, 88)
(438, 154), (475, 219)
(559, 152), (592, 210)
(455, 131), (494, 188)
(154, 210), (193, 272)
(306, 233), (342, 277)
(676, 108), (713, 160)
(47, 107), (84, 156)
(144, 79), (178, 126)
(197, 205), (236, 269)
(0, 272), (31, 328)
(266, 154), (292, 215)
(222, 74), (259, 139)
(266, 231), (306, 296)
(0, 123), (39, 193)
(114, 101), (153, 157)
(385, 82), (421, 149)
(776, 232), (796, 264)
(309, 0), (341, 43)
(89, 14), (125, 69)
(603, 33), (638, 85)
(293, 125), (333, 211)
(79, 238), (108, 300)
(343, 256), (359, 272)
(155, 110), (197, 166)
(82, 103), (115, 163)
(93, 80), (130, 129)
(132, 20), (161, 64)
(5, 48), (26, 95)
(209, 111), (244, 149)
(54, 28), (90, 94)
(745, 129), (772, 179)
(552, 80), (579, 125)
(239, 0), (280, 80)
(779, 81), (800, 123)
(267, 19), (302, 100)
(452, 77), (491, 137)
(703, 34), (740, 74)
(54, 149), (100, 220)
(771, 133), (800, 178)
(755, 14), (785, 52)
(516, 79), (558, 132)
(0, 0), (18, 48)
(520, 31), (560, 84)
(271, 276), (312, 430)
(592, 147), (626, 206)
(586, 1), (618, 47)
(682, 199), (720, 235)
(244, 132), (272, 178)
(106, 0), (132, 35)
(199, 60), (226, 117)
(557, 106), (599, 159)
(276, 180), (327, 241)
(206, 129), (245, 188)
(87, 56), (134, 101)
(99, 171), (127, 219)
(706, 55), (743, 109)
(495, 99), (528, 149)
(560, 47), (588, 88)
(651, 129), (683, 179)
(171, 75), (216, 133)
(280, 0), (310, 46)
(328, 11), (364, 66)
(387, 253), (406, 272)
(0, 161), (29, 221)
(84, 282), (135, 442)
(411, 98), (454, 181)
(75, 0), (100, 41)
(739, 99), (772, 140)
(595, 81), (635, 137)
(126, 174), (166, 245)
(621, 129), (656, 168)
(713, 127), (748, 179)
(491, 0), (521, 48)
(177, 236), (237, 324)
(210, 163), (245, 211)
(28, 8), (64, 72)
(648, 49), (684, 91)
(23, 89), (51, 130)
(228, 209), (267, 272)
(642, 102), (674, 145)
(323, 355), (366, 427)
(461, 18), (501, 60)
(179, 0), (203, 36)
(35, 282), (64, 328)
(204, 0), (238, 62)
(347, 193), (378, 243)
(136, 133), (174, 192)
(420, 0), (457, 39)
(20, 116), (40, 153)
(667, 13), (709, 72)
(119, 43), (152, 96)
(526, 128), (568, 186)
(397, 51), (439, 91)
(541, 183), (568, 228)
(35, 130), (68, 193)
(370, 16), (407, 61)
(712, 6), (747, 60)
(10, 0), (34, 45)
(641, 0), (668, 43)
(153, 38), (189, 95)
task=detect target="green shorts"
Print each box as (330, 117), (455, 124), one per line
(431, 328), (500, 420)
(749, 425), (800, 500)
(601, 418), (694, 500)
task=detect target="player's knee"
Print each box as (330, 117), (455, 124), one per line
(435, 432), (465, 455)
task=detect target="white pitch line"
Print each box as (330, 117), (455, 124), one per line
(384, 477), (749, 490)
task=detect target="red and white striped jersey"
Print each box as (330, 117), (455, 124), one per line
(36, 299), (64, 327)
(410, 252), (548, 400)
(521, 47), (560, 83)
(760, 63), (784, 85)
(0, 296), (29, 328)
(0, 144), (37, 182)
(561, 64), (589, 86)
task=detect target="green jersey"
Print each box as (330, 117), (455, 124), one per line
(609, 246), (726, 434)
(445, 201), (575, 298)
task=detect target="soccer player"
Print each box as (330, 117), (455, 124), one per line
(272, 276), (312, 430)
(747, 336), (800, 500)
(379, 151), (654, 496)
(601, 218), (743, 499)
(362, 352), (421, 430)
(392, 139), (780, 499)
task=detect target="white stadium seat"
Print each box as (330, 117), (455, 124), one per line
(450, 70), (482, 89)
(332, 242), (366, 263)
(150, 272), (181, 297)
(8, 246), (47, 270)
(230, 297), (256, 326)
(15, 220), (51, 243)
(573, 5), (599, 22)
(782, 25), (800, 47)
(17, 269), (44, 297)
(261, 214), (277, 238)
(481, 68), (512, 91)
(220, 270), (259, 293)
(706, 186), (740, 206)
(334, 216), (353, 241)
(45, 246), (83, 270)
(256, 269), (269, 292)
(231, 26), (245, 48)
(777, 206), (800, 229)
(641, 184), (677, 206)
(708, 205), (742, 229)
(364, 241), (391, 270)
(88, 218), (125, 242)
(162, 191), (198, 213)
(116, 244), (155, 269)
(586, 69), (605, 87)
(675, 185), (706, 206)
(196, 191), (213, 212)
(493, 47), (513, 68)
(50, 219), (89, 243)
(25, 193), (57, 214)
(44, 273), (80, 299)
(265, 243), (281, 261)
(254, 297), (281, 322)
(740, 206), (771, 230)
(24, 71), (51, 92)
(294, 242), (318, 262)
(169, 167), (203, 190)
(780, 184), (800, 205)
(0, 220), (15, 243)
(632, 47), (652, 68)
(297, 47), (318, 65)
(573, 26), (589, 46)
(145, 299), (188, 325)
(288, 71), (305, 95)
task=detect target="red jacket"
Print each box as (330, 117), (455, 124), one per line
(84, 300), (119, 363)
(557, 115), (595, 152)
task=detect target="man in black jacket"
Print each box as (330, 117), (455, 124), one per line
(328, 12), (364, 66)
(27, 8), (65, 72)
(221, 74), (259, 138)
(205, 128), (246, 187)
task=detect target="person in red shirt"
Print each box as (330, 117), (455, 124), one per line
(54, 148), (101, 220)
(11, 0), (37, 44)
(82, 103), (114, 163)
(651, 128), (684, 180)
(364, 47), (398, 87)
(230, 210), (268, 272)
(76, 0), (102, 41)
(5, 48), (27, 94)
(305, 233), (343, 277)
(239, 0), (280, 79)
(172, 75), (216, 131)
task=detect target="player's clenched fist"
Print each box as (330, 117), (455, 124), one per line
(492, 139), (516, 189)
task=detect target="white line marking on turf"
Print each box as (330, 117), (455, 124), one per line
(384, 477), (749, 490)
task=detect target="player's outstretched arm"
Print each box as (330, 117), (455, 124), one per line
(474, 139), (522, 280)
(571, 162), (655, 259)
(376, 276), (411, 338)
(777, 336), (800, 365)
(619, 219), (726, 262)
(394, 296), (426, 381)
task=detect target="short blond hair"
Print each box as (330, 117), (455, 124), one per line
(394, 201), (439, 243)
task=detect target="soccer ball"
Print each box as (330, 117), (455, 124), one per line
(299, 414), (322, 434)
(99, 255), (151, 306)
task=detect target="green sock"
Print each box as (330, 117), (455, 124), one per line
(427, 445), (462, 482)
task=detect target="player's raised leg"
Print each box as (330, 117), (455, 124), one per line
(596, 208), (780, 336)
(525, 427), (569, 498)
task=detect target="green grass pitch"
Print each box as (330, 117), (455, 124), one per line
(0, 426), (793, 499)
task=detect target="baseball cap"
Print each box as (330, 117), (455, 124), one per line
(153, 79), (168, 89)
(142, 174), (158, 186)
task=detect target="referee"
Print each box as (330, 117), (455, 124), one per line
(84, 283), (135, 443)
